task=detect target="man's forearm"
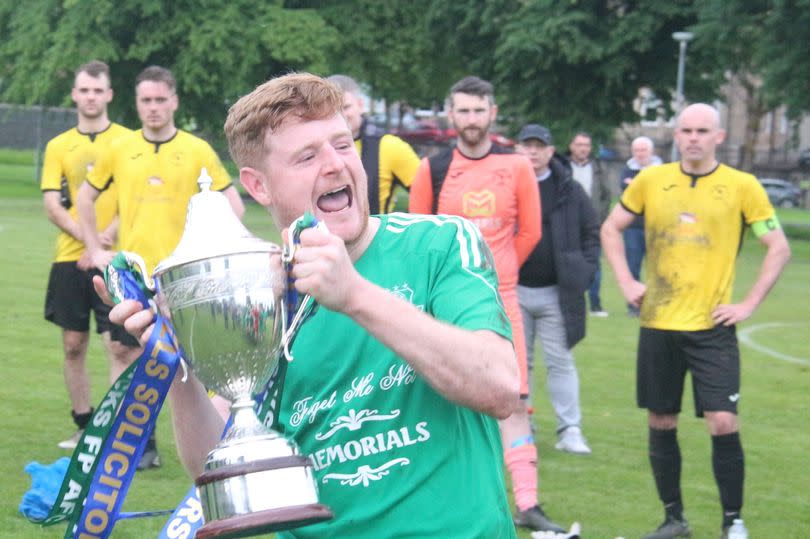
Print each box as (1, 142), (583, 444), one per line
(601, 220), (633, 285)
(168, 373), (225, 478)
(44, 193), (83, 240)
(742, 232), (791, 310)
(76, 183), (102, 252)
(342, 278), (519, 419)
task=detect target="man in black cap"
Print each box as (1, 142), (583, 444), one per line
(515, 124), (600, 455)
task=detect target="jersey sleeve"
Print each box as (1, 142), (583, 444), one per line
(200, 142), (233, 191)
(407, 158), (434, 214)
(620, 166), (648, 215)
(425, 216), (512, 341)
(40, 139), (63, 191)
(382, 135), (421, 189)
(513, 157), (542, 266)
(742, 175), (776, 225)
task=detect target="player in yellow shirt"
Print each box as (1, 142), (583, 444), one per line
(601, 103), (791, 539)
(326, 75), (420, 213)
(41, 61), (133, 451)
(77, 65), (244, 469)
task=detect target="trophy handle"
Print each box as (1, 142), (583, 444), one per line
(281, 294), (316, 362)
(280, 212), (326, 362)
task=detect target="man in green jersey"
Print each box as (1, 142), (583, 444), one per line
(602, 103), (791, 539)
(40, 61), (133, 450)
(102, 73), (520, 538)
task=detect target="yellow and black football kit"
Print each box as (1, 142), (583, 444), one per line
(355, 132), (420, 214)
(621, 162), (774, 331)
(86, 129), (233, 273)
(40, 123), (132, 262)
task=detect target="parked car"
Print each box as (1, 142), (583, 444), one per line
(392, 118), (451, 146)
(444, 127), (515, 148)
(393, 117), (515, 148)
(759, 178), (802, 208)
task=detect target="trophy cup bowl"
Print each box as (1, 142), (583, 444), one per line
(151, 171), (332, 538)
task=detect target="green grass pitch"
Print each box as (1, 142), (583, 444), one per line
(1, 150), (808, 538)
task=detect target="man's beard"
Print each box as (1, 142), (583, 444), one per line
(458, 124), (489, 147)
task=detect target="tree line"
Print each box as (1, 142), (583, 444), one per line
(2, 0), (808, 162)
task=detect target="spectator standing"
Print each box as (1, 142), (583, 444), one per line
(40, 60), (132, 450)
(619, 136), (663, 316)
(515, 124), (600, 455)
(569, 132), (611, 317)
(410, 77), (566, 534)
(326, 75), (420, 214)
(601, 103), (790, 539)
(77, 65), (244, 469)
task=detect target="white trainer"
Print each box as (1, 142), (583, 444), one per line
(555, 426), (592, 455)
(57, 429), (84, 450)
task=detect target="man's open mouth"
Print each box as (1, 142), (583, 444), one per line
(317, 186), (352, 213)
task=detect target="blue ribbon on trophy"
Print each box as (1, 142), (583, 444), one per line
(65, 252), (183, 539)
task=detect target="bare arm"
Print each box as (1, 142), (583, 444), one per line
(348, 279), (517, 418)
(222, 185), (245, 220)
(712, 228), (791, 326)
(513, 161), (541, 266)
(99, 215), (119, 249)
(77, 182), (114, 270)
(291, 228), (519, 419)
(601, 203), (646, 307)
(43, 191), (83, 240)
(168, 371), (225, 477)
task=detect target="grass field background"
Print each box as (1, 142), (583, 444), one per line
(1, 149), (808, 538)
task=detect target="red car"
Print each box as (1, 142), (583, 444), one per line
(394, 118), (514, 148)
(444, 127), (515, 148)
(392, 118), (451, 146)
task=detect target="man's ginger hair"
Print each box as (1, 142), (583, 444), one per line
(224, 73), (344, 169)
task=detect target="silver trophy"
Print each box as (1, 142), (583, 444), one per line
(151, 170), (332, 538)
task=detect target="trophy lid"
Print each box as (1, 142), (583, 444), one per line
(153, 168), (280, 276)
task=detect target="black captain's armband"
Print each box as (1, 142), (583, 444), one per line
(60, 176), (72, 210)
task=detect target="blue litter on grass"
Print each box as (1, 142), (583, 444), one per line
(19, 458), (70, 522)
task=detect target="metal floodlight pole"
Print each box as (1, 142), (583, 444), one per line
(671, 31), (694, 162)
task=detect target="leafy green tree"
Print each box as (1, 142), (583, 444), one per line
(425, 0), (711, 144)
(289, 0), (447, 125)
(690, 1), (776, 170)
(757, 0), (810, 117)
(0, 0), (337, 144)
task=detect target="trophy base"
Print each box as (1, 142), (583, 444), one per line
(195, 503), (333, 539)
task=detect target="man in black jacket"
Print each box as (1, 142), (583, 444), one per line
(516, 124), (601, 455)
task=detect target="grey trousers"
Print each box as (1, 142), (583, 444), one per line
(517, 284), (582, 433)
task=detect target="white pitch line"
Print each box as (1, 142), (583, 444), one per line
(738, 322), (810, 366)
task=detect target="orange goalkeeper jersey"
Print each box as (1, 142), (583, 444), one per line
(409, 148), (541, 289)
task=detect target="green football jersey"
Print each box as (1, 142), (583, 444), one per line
(277, 213), (516, 539)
